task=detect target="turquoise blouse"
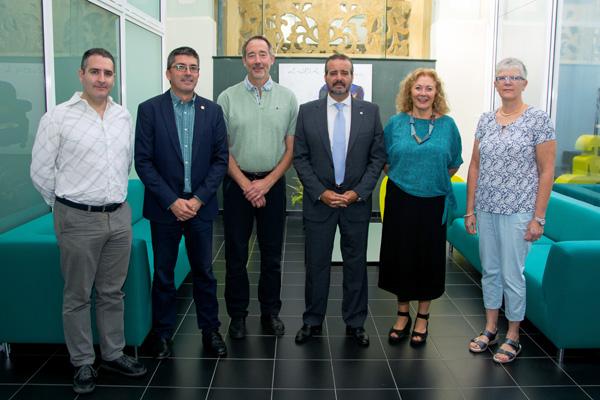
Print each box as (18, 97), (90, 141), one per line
(384, 112), (463, 223)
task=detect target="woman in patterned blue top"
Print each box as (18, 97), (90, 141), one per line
(466, 58), (556, 363)
(378, 68), (463, 346)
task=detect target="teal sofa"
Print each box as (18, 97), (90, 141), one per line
(0, 179), (190, 349)
(553, 183), (600, 207)
(447, 182), (600, 360)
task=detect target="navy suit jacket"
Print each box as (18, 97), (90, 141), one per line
(293, 97), (385, 222)
(134, 90), (228, 223)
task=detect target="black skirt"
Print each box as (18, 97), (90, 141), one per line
(378, 179), (447, 301)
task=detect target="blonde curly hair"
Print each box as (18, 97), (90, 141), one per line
(395, 68), (450, 115)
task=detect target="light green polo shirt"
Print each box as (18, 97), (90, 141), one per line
(217, 78), (298, 172)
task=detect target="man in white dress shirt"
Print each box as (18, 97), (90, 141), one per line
(30, 48), (146, 395)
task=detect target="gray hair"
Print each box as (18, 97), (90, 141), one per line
(496, 57), (527, 79)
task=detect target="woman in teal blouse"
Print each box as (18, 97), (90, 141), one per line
(379, 68), (462, 345)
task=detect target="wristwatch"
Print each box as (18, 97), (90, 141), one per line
(534, 216), (546, 226)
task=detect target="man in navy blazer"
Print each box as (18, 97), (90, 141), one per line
(135, 47), (228, 357)
(293, 54), (385, 346)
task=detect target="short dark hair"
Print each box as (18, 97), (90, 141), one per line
(80, 48), (115, 71)
(324, 53), (353, 75)
(166, 46), (199, 70)
(242, 35), (274, 58)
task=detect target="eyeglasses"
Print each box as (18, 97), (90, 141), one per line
(171, 64), (199, 73)
(495, 75), (525, 83)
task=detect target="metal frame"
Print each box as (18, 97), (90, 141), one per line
(41, 0), (56, 111)
(40, 0), (165, 112)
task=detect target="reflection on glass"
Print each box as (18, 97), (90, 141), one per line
(0, 0), (48, 233)
(553, 0), (600, 191)
(53, 0), (120, 104)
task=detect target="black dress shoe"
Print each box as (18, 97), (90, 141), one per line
(346, 326), (370, 347)
(153, 337), (173, 359)
(73, 364), (96, 394)
(229, 317), (247, 339)
(295, 324), (322, 344)
(101, 354), (147, 377)
(203, 331), (227, 357)
(261, 315), (285, 336)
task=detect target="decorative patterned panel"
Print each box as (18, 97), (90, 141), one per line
(221, 0), (430, 58)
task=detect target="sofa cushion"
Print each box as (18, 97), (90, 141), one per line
(553, 184), (600, 207)
(128, 179), (145, 224)
(545, 192), (600, 242)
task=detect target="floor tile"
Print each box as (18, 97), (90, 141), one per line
(0, 355), (49, 383)
(273, 389), (336, 400)
(522, 386), (592, 400)
(281, 272), (305, 285)
(211, 359), (274, 388)
(503, 358), (575, 386)
(280, 285), (305, 299)
(332, 360), (396, 389)
(28, 355), (73, 384)
(444, 357), (516, 387)
(149, 358), (216, 387)
(382, 337), (442, 360)
(431, 336), (484, 359)
(445, 272), (477, 285)
(451, 298), (486, 316)
(444, 285), (482, 299)
(276, 337), (331, 360)
(561, 358), (600, 385)
(206, 388), (271, 400)
(273, 359), (334, 388)
(397, 388), (463, 400)
(461, 387), (527, 400)
(427, 299), (461, 316)
(0, 384), (20, 399)
(337, 389), (401, 400)
(79, 386), (145, 399)
(143, 387), (208, 400)
(328, 336), (386, 360)
(389, 359), (457, 389)
(223, 336), (276, 359)
(582, 386), (600, 399)
(428, 316), (477, 337)
(9, 384), (75, 400)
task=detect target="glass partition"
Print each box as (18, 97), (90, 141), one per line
(125, 21), (162, 124)
(0, 0), (48, 233)
(53, 0), (121, 104)
(553, 0), (600, 191)
(128, 0), (161, 20)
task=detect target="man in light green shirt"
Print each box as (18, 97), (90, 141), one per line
(217, 35), (298, 340)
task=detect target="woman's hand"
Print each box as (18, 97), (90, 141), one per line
(464, 214), (477, 235)
(524, 219), (544, 242)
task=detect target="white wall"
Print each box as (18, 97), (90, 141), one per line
(430, 0), (497, 179)
(165, 4), (216, 99)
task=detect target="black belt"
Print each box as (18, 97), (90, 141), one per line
(56, 197), (122, 212)
(241, 170), (272, 180)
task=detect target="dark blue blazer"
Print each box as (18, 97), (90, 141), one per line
(134, 90), (228, 223)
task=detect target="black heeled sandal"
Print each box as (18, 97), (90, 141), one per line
(410, 313), (429, 346)
(388, 311), (411, 344)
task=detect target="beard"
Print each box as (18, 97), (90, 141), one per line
(328, 81), (350, 96)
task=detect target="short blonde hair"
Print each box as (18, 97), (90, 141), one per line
(395, 68), (449, 115)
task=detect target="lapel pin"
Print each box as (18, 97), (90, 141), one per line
(200, 105), (205, 110)
(360, 111), (363, 115)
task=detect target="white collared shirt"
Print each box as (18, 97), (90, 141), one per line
(31, 92), (133, 207)
(326, 94), (352, 155)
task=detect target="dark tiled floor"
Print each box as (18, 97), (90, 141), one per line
(1, 216), (599, 399)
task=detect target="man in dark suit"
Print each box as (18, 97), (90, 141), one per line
(135, 47), (228, 357)
(293, 54), (385, 347)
